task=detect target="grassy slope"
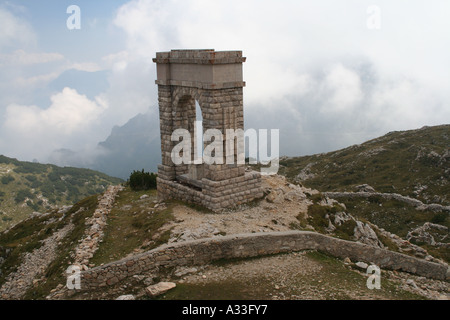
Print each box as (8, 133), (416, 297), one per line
(278, 125), (449, 205)
(0, 155), (123, 231)
(0, 186), (175, 300)
(90, 188), (175, 266)
(0, 195), (98, 298)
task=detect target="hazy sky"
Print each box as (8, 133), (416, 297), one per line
(1, 0), (449, 166)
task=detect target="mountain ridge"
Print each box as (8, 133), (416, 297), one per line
(0, 155), (123, 232)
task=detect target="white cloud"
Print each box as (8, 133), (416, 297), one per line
(108, 0), (450, 156)
(0, 6), (36, 49)
(68, 62), (102, 72)
(1, 88), (108, 160)
(13, 72), (60, 87)
(2, 0), (450, 167)
(320, 64), (364, 113)
(0, 50), (64, 66)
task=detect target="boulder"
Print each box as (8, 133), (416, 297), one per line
(355, 261), (368, 270)
(146, 282), (176, 297)
(355, 184), (376, 193)
(354, 221), (383, 248)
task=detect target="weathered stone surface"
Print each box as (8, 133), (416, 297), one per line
(324, 191), (450, 212)
(145, 282), (176, 297)
(406, 222), (449, 247)
(116, 294), (135, 300)
(355, 261), (369, 270)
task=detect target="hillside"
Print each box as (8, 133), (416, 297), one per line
(0, 126), (448, 301)
(0, 155), (123, 231)
(278, 124), (450, 205)
(0, 176), (448, 300)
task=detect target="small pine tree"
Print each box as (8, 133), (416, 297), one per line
(128, 169), (157, 191)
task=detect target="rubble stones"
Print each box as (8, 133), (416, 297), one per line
(72, 185), (124, 268)
(407, 222), (449, 247)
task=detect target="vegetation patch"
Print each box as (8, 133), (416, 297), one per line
(0, 155), (123, 231)
(22, 195), (99, 300)
(128, 169), (157, 191)
(278, 125), (450, 206)
(90, 187), (174, 266)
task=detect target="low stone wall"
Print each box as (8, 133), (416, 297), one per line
(324, 191), (450, 213)
(157, 171), (263, 211)
(79, 231), (449, 291)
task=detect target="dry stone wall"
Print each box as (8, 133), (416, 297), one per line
(72, 185), (124, 268)
(324, 191), (450, 212)
(78, 230), (449, 291)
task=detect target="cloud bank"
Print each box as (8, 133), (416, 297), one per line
(0, 0), (449, 171)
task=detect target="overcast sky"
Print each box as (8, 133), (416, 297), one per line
(0, 0), (449, 166)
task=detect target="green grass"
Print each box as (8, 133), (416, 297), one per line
(90, 187), (175, 266)
(22, 195), (99, 299)
(0, 194), (98, 295)
(0, 155), (124, 232)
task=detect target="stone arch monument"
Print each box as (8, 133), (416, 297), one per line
(153, 49), (262, 211)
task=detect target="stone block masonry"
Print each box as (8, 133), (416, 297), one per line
(153, 49), (262, 212)
(78, 231), (449, 291)
(157, 171), (263, 211)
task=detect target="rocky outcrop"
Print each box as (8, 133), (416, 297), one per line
(353, 220), (383, 248)
(407, 222), (449, 248)
(295, 162), (316, 181)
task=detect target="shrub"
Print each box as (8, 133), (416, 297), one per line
(15, 189), (35, 203)
(431, 212), (447, 224)
(1, 175), (15, 185)
(25, 175), (37, 182)
(128, 169), (157, 191)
